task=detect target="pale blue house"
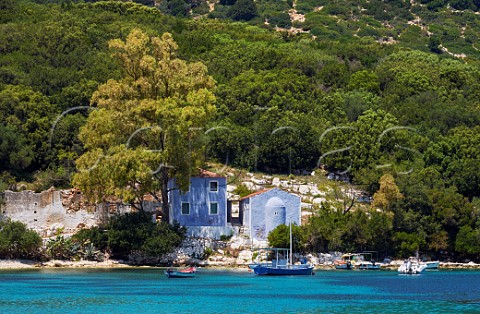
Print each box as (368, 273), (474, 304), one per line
(239, 188), (301, 242)
(168, 169), (231, 239)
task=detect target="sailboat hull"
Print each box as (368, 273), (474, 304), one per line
(253, 265), (314, 276)
(253, 223), (314, 276)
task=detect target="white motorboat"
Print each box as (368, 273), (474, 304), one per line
(353, 252), (381, 270)
(334, 252), (381, 270)
(407, 256), (440, 270)
(398, 259), (427, 274)
(334, 253), (356, 270)
(334, 260), (354, 270)
(357, 261), (381, 270)
(424, 260), (440, 269)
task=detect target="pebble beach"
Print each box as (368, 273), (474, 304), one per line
(1, 259), (480, 270)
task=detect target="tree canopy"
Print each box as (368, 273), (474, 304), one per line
(73, 29), (216, 221)
(1, 0), (480, 260)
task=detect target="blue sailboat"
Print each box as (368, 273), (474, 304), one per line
(252, 224), (314, 276)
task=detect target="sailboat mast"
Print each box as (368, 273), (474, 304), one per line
(289, 222), (293, 265)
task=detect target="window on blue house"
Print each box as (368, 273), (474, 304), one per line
(181, 202), (190, 215)
(209, 181), (218, 192)
(210, 202), (218, 215)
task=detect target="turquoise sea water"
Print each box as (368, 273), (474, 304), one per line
(0, 268), (479, 314)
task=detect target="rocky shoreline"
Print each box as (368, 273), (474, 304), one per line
(1, 259), (480, 270)
(0, 259), (132, 269)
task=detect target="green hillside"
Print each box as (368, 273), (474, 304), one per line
(0, 0), (479, 260)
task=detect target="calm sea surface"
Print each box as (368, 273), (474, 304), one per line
(0, 268), (479, 314)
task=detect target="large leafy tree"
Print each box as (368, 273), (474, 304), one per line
(227, 0), (258, 21)
(319, 109), (412, 189)
(0, 124), (33, 177)
(73, 29), (216, 222)
(372, 173), (403, 212)
(212, 68), (323, 172)
(304, 203), (394, 255)
(267, 223), (306, 254)
(456, 225), (480, 259)
(0, 85), (56, 177)
(435, 126), (480, 200)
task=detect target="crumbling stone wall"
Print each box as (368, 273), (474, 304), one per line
(2, 188), (160, 238)
(1, 188), (149, 237)
(2, 188), (100, 237)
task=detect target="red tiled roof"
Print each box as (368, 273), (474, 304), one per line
(196, 168), (225, 178)
(239, 188), (274, 201)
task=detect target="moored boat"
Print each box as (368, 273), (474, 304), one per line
(357, 261), (381, 270)
(334, 254), (356, 269)
(406, 256), (440, 270)
(334, 260), (353, 270)
(248, 262), (272, 269)
(253, 223), (314, 276)
(424, 260), (440, 269)
(252, 248), (314, 276)
(253, 264), (314, 275)
(398, 260), (427, 274)
(335, 252), (380, 270)
(164, 266), (197, 278)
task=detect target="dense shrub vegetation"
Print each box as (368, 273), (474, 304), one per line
(73, 212), (186, 263)
(0, 220), (42, 259)
(0, 0), (479, 261)
(0, 213), (185, 263)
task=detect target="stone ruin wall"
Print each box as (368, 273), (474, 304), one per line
(0, 188), (137, 238)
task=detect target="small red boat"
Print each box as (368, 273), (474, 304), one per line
(164, 267), (197, 278)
